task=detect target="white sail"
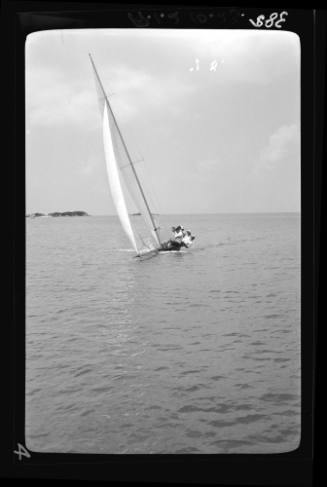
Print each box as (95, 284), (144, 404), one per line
(89, 54), (161, 255)
(102, 102), (138, 253)
(109, 126), (161, 248)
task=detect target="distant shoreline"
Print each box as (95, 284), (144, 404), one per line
(26, 211), (301, 218)
(26, 211), (89, 218)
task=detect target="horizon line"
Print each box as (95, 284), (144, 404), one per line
(26, 210), (301, 216)
(28, 211), (301, 217)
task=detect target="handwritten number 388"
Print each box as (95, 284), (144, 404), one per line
(249, 11), (288, 29)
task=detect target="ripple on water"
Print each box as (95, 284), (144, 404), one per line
(180, 368), (204, 376)
(210, 375), (226, 381)
(264, 314), (284, 319)
(209, 439), (253, 450)
(73, 366), (94, 378)
(261, 393), (299, 404)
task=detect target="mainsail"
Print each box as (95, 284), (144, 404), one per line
(89, 54), (161, 256)
(102, 102), (138, 252)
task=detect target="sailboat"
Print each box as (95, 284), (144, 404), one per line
(89, 54), (165, 259)
(89, 54), (195, 259)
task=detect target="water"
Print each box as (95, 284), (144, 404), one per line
(26, 213), (301, 454)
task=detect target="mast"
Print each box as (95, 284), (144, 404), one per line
(89, 54), (161, 246)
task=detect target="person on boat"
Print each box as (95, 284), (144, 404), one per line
(182, 230), (195, 247)
(160, 226), (194, 251)
(172, 225), (184, 242)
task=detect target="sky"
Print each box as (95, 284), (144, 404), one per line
(26, 29), (300, 215)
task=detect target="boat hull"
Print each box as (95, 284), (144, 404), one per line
(135, 249), (159, 260)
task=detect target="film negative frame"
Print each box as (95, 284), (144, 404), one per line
(4, 2), (324, 485)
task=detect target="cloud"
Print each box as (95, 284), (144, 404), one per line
(117, 67), (196, 120)
(26, 58), (196, 129)
(26, 29), (299, 132)
(80, 155), (98, 176)
(196, 159), (217, 172)
(26, 65), (97, 127)
(95, 65), (197, 125)
(242, 123), (300, 212)
(258, 123), (300, 171)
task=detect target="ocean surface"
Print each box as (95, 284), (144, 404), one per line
(26, 213), (301, 454)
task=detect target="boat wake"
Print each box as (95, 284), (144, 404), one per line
(159, 250), (188, 255)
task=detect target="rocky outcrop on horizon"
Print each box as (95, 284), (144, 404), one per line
(48, 211), (89, 217)
(26, 212), (45, 218)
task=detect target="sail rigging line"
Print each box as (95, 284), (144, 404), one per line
(136, 230), (151, 250)
(120, 158), (144, 170)
(132, 149), (162, 218)
(88, 53), (162, 247)
(142, 173), (162, 221)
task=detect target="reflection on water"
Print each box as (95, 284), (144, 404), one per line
(26, 214), (300, 453)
